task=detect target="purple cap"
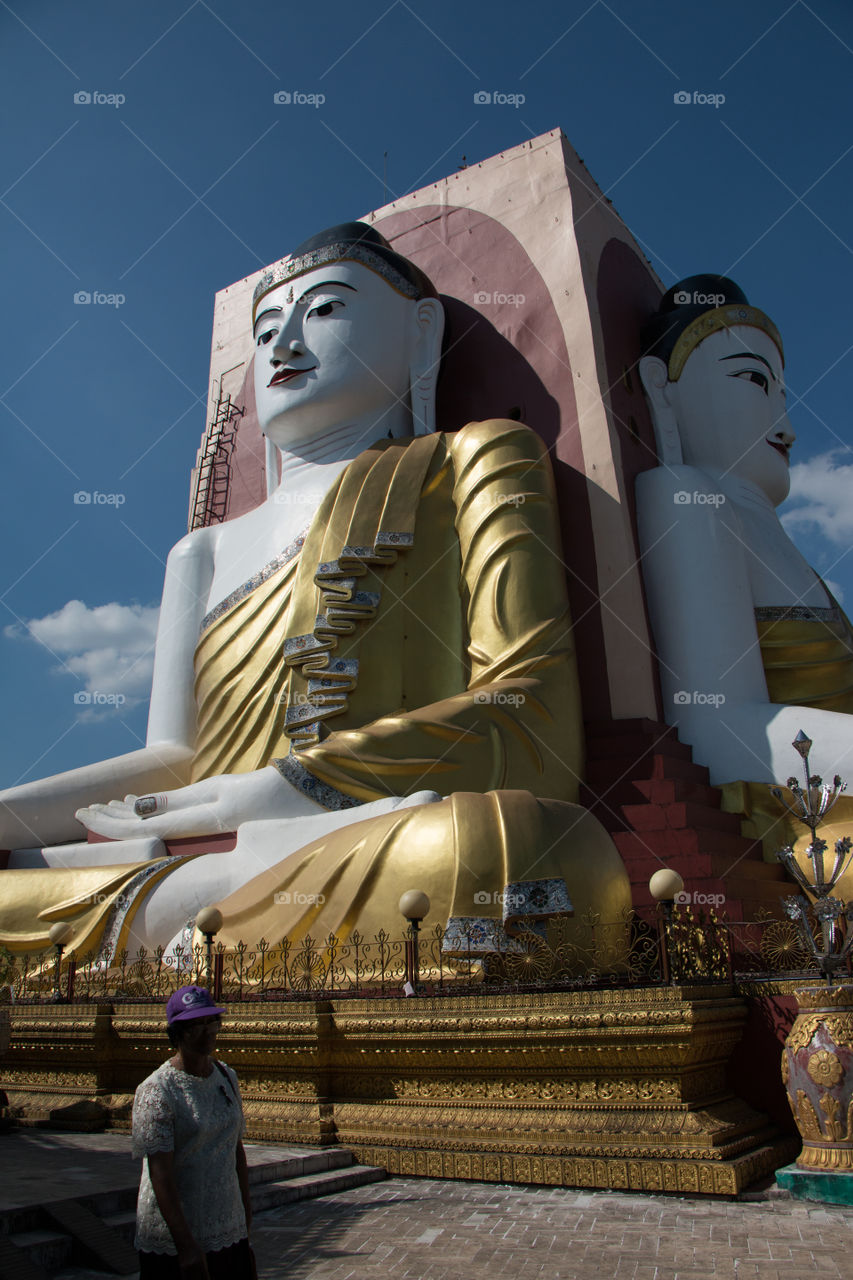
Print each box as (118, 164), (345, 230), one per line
(166, 985), (226, 1026)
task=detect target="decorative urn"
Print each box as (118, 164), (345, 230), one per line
(783, 985), (853, 1171)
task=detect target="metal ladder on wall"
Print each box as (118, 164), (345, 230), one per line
(188, 388), (244, 530)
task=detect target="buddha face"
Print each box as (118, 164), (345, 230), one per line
(253, 261), (422, 448)
(665, 325), (794, 505)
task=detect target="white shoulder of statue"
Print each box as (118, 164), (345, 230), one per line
(168, 523), (216, 559)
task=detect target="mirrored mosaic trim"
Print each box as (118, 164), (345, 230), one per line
(253, 244), (421, 321)
(441, 916), (549, 952)
(284, 658), (360, 731)
(284, 531), (415, 747)
(442, 916), (508, 954)
(177, 919), (196, 971)
(273, 752), (362, 811)
(755, 605), (841, 623)
(443, 880), (573, 954)
(199, 532), (307, 635)
(96, 858), (175, 962)
(502, 877), (573, 923)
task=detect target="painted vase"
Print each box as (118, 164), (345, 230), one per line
(783, 984), (853, 1171)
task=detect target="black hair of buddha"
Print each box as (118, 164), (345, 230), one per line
(641, 274), (750, 365)
(289, 221), (438, 300)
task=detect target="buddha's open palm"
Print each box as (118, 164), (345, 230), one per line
(75, 766), (320, 839)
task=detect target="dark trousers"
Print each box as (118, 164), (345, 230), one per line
(138, 1236), (254, 1278)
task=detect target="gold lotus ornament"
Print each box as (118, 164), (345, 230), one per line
(807, 1049), (843, 1089)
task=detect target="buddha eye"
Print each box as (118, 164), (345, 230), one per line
(256, 328), (277, 347)
(730, 369), (769, 394)
(306, 299), (344, 320)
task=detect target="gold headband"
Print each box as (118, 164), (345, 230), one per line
(667, 304), (784, 381)
(252, 243), (421, 326)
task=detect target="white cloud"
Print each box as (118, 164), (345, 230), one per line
(782, 449), (853, 547)
(5, 600), (160, 714)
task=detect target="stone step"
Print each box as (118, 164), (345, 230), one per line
(612, 827), (762, 863)
(246, 1146), (355, 1185)
(586, 731), (693, 763)
(98, 1151), (377, 1250)
(613, 843), (786, 881)
(585, 754), (712, 788)
(585, 717), (681, 741)
(724, 876), (791, 903)
(619, 801), (745, 835)
(629, 776), (725, 807)
(40, 1198), (137, 1276)
(582, 775), (723, 812)
(98, 1209), (135, 1247)
(1, 1146), (376, 1278)
(6, 1227), (72, 1276)
(251, 1162), (386, 1213)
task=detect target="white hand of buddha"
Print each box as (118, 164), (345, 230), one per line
(75, 765), (321, 840)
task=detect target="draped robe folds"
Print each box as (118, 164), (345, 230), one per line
(721, 603), (853, 900)
(0, 420), (632, 958)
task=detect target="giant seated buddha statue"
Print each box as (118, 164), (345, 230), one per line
(0, 223), (630, 960)
(637, 276), (853, 894)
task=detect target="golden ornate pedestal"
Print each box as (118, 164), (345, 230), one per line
(0, 987), (795, 1194)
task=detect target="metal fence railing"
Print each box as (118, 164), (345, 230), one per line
(0, 904), (840, 1005)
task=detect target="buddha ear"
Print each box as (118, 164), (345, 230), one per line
(408, 297), (445, 436)
(639, 355), (683, 467)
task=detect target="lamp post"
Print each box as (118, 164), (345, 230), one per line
(195, 907), (223, 994)
(648, 869), (685, 985)
(399, 890), (430, 995)
(48, 922), (74, 1003)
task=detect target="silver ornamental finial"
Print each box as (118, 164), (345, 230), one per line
(774, 736), (852, 982)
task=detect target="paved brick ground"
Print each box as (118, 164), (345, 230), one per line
(4, 1133), (850, 1279)
(250, 1177), (853, 1280)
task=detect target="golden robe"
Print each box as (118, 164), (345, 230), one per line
(1, 421), (631, 957)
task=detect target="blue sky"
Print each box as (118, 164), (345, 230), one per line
(1, 0), (852, 789)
